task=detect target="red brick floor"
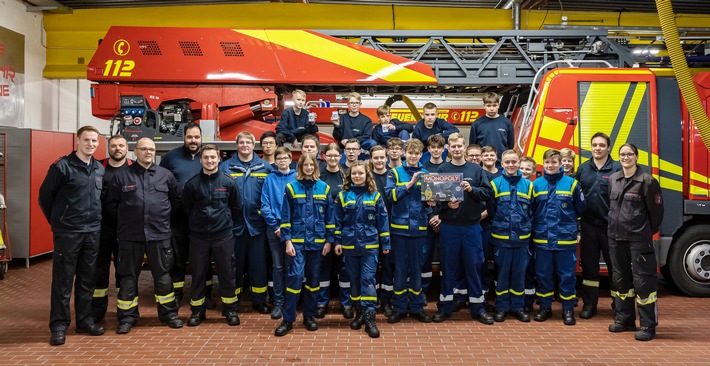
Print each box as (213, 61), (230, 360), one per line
(0, 256), (708, 365)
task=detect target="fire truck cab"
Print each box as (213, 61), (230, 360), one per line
(519, 67), (710, 297)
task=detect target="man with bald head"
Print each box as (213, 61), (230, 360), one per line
(108, 138), (183, 334)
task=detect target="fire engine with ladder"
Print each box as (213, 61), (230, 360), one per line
(87, 24), (710, 297)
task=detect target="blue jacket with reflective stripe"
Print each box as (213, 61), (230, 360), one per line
(385, 165), (431, 238)
(489, 171), (533, 248)
(531, 170), (586, 250)
(335, 185), (391, 255)
(261, 168), (297, 231)
(280, 179), (334, 251)
(219, 152), (272, 236)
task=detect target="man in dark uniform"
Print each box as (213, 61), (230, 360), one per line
(109, 137), (182, 334)
(182, 144), (242, 326)
(575, 132), (622, 319)
(39, 125), (106, 346)
(92, 134), (132, 323)
(159, 123), (213, 308)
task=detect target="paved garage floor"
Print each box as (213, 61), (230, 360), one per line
(0, 256), (707, 365)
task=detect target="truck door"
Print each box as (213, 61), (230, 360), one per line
(577, 81), (651, 169)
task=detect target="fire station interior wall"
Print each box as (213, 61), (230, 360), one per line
(0, 0), (107, 135)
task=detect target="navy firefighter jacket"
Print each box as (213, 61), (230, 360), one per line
(219, 152), (272, 236)
(531, 170), (586, 250)
(335, 185), (391, 255)
(279, 179), (335, 251)
(182, 170), (242, 241)
(489, 171), (533, 248)
(385, 165), (431, 238)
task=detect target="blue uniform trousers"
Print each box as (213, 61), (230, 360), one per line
(421, 228), (437, 294)
(493, 246), (529, 313)
(524, 240), (537, 307)
(317, 251), (351, 307)
(344, 254), (378, 314)
(234, 231), (268, 306)
(438, 223), (485, 315)
(377, 251), (394, 306)
(535, 248), (577, 310)
(391, 235), (426, 314)
(284, 249), (323, 323)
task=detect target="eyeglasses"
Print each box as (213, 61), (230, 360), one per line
(276, 157), (291, 161)
(619, 153), (636, 159)
(135, 147), (155, 152)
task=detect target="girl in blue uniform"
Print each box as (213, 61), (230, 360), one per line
(335, 161), (390, 338)
(275, 154), (334, 337)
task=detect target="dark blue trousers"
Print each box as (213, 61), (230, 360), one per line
(284, 249), (323, 323)
(437, 223), (485, 316)
(493, 246), (529, 313)
(391, 235), (426, 314)
(344, 254), (378, 314)
(535, 248), (577, 310)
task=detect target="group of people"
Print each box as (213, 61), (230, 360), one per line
(38, 91), (664, 346)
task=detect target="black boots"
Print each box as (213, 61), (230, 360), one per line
(364, 311), (380, 338)
(563, 308), (576, 326)
(350, 308), (366, 330)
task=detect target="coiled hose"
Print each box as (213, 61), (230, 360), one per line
(656, 0), (710, 150)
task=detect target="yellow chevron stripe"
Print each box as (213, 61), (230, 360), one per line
(235, 30), (437, 83)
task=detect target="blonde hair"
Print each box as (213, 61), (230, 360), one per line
(296, 154), (320, 180)
(560, 148), (576, 174)
(292, 89), (306, 99)
(343, 161), (377, 194)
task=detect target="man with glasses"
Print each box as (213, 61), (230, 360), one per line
(160, 123), (208, 307)
(260, 131), (278, 168)
(220, 132), (273, 315)
(332, 92), (377, 158)
(342, 139), (361, 171)
(109, 138), (183, 334)
(575, 132), (621, 319)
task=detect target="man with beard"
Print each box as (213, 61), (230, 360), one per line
(160, 123), (214, 308)
(92, 135), (132, 323)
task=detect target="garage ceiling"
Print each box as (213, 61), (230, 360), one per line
(30, 0), (710, 14)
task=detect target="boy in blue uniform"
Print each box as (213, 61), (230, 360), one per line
(335, 161), (391, 338)
(413, 103), (459, 164)
(261, 147), (297, 319)
(275, 154), (334, 336)
(469, 92), (515, 164)
(531, 149), (586, 325)
(489, 150), (533, 322)
(385, 138), (433, 324)
(332, 92), (377, 154)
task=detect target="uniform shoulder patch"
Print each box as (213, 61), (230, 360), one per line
(655, 193), (663, 205)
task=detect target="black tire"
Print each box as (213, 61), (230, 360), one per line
(0, 262), (6, 280)
(668, 225), (710, 297)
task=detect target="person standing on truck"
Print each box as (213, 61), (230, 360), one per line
(469, 92), (515, 164)
(220, 131), (273, 315)
(607, 143), (663, 342)
(412, 103), (459, 163)
(39, 125), (105, 346)
(275, 89), (319, 149)
(92, 134), (132, 324)
(575, 132), (622, 320)
(109, 137), (183, 334)
(531, 149), (585, 326)
(332, 92), (377, 156)
(159, 123), (211, 308)
(182, 144), (242, 327)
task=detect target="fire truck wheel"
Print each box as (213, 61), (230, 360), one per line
(668, 225), (710, 297)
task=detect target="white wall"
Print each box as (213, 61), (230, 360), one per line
(1, 0), (108, 134)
